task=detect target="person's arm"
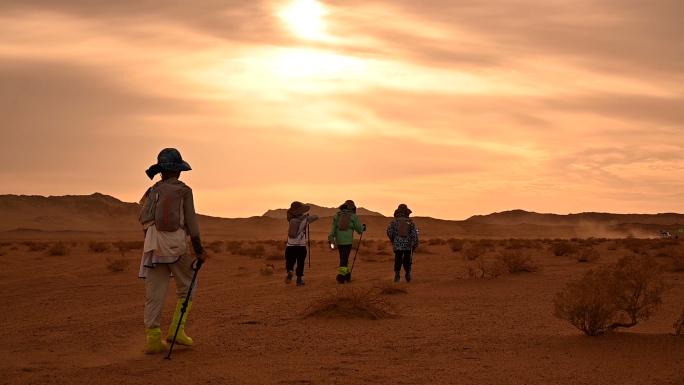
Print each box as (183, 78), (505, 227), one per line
(410, 221), (419, 249)
(352, 214), (365, 235)
(307, 215), (319, 224)
(328, 214), (338, 241)
(183, 188), (206, 260)
(387, 221), (395, 242)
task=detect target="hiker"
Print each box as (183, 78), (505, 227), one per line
(329, 200), (365, 283)
(386, 204), (419, 282)
(285, 202), (319, 286)
(138, 148), (207, 355)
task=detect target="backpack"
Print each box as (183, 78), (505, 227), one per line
(396, 217), (412, 237)
(288, 216), (305, 239)
(138, 181), (186, 232)
(338, 212), (352, 231)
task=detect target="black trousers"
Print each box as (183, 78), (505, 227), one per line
(394, 250), (412, 273)
(338, 244), (353, 267)
(285, 246), (307, 277)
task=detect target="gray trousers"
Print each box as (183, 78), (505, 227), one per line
(144, 251), (196, 329)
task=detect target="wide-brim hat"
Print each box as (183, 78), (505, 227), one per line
(145, 148), (192, 179)
(339, 200), (356, 212)
(394, 204), (412, 216)
(287, 201), (310, 220)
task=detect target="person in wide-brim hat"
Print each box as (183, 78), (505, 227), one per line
(394, 204), (412, 217)
(338, 200), (356, 212)
(145, 148), (192, 180)
(287, 201), (311, 221)
(329, 199), (365, 284)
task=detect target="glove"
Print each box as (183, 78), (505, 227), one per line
(362, 224), (367, 231)
(190, 236), (206, 259)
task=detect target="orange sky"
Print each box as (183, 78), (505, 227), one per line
(1, 0), (683, 219)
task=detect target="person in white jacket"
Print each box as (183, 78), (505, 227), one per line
(284, 202), (318, 286)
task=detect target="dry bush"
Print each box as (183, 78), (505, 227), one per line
(47, 241), (70, 256)
(496, 250), (539, 273)
(264, 240), (287, 251)
(577, 248), (600, 263)
(462, 244), (486, 261)
(464, 258), (507, 278)
(112, 240), (144, 255)
(28, 242), (49, 252)
(88, 242), (110, 253)
(447, 238), (465, 252)
(106, 257), (130, 272)
(413, 245), (433, 254)
(550, 241), (578, 256)
(260, 264), (275, 276)
(655, 245), (684, 271)
(504, 238), (524, 249)
(428, 238), (446, 245)
(554, 254), (667, 336)
(607, 241), (619, 251)
(674, 307), (684, 336)
(242, 245), (266, 258)
(475, 239), (496, 249)
(265, 252), (284, 260)
(301, 287), (399, 320)
(523, 239), (544, 250)
(0, 241), (13, 247)
(225, 241), (243, 254)
(623, 238), (648, 254)
(207, 241), (223, 254)
(373, 281), (408, 295)
(375, 243), (392, 255)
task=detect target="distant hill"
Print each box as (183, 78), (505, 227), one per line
(466, 209), (684, 226)
(262, 203), (384, 219)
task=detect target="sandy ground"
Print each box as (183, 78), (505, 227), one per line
(1, 237), (683, 385)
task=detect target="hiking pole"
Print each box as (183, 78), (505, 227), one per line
(348, 230), (364, 281)
(165, 257), (203, 360)
(307, 222), (311, 268)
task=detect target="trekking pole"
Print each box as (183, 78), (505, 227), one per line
(349, 231), (364, 276)
(165, 257), (203, 360)
(307, 222), (311, 268)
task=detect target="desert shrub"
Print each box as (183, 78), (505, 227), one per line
(656, 245), (684, 271)
(577, 248), (600, 263)
(265, 252), (284, 260)
(523, 239), (544, 250)
(428, 238), (446, 245)
(413, 245), (433, 254)
(225, 241), (243, 254)
(447, 238), (464, 252)
(465, 258), (507, 278)
(21, 241), (35, 247)
(674, 307), (684, 336)
(375, 242), (391, 255)
(554, 254), (667, 336)
(89, 242), (110, 253)
(242, 245), (266, 258)
(550, 241), (578, 256)
(496, 250), (539, 273)
(301, 287), (399, 319)
(623, 238), (647, 254)
(373, 281), (408, 295)
(28, 242), (48, 252)
(462, 244), (486, 261)
(0, 241), (13, 246)
(208, 241), (223, 254)
(112, 240), (144, 254)
(47, 241), (70, 256)
(607, 241), (619, 251)
(475, 239), (495, 249)
(260, 264), (274, 276)
(504, 238), (524, 249)
(106, 257), (130, 272)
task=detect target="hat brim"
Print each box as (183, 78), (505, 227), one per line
(158, 160), (192, 172)
(288, 204), (310, 216)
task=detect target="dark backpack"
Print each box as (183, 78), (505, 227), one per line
(288, 217), (305, 239)
(138, 181), (186, 232)
(396, 217), (412, 237)
(338, 213), (352, 231)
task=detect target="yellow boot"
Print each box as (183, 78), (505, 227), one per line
(146, 327), (167, 354)
(167, 299), (193, 346)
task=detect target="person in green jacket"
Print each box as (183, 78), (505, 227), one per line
(329, 200), (365, 283)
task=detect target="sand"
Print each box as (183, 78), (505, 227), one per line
(1, 235), (682, 385)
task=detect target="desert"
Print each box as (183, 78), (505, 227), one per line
(0, 193), (682, 385)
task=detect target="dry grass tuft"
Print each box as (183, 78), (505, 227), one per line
(47, 241), (70, 256)
(577, 248), (601, 263)
(89, 242), (110, 253)
(260, 264), (275, 276)
(496, 250), (539, 273)
(265, 252), (284, 260)
(550, 241), (578, 256)
(302, 287), (399, 320)
(207, 241), (223, 254)
(462, 244), (486, 261)
(112, 240), (144, 255)
(447, 238), (465, 252)
(28, 242), (49, 252)
(373, 281), (408, 295)
(106, 257), (130, 272)
(428, 238), (446, 245)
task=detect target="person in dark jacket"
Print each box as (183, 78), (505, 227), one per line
(386, 204), (419, 282)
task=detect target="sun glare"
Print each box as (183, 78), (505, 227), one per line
(279, 0), (325, 39)
(269, 49), (367, 79)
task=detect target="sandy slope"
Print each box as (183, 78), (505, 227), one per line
(1, 234), (682, 385)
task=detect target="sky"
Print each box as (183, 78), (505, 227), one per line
(1, 0), (683, 219)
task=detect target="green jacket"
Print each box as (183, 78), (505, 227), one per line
(328, 209), (364, 246)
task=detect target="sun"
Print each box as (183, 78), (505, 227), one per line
(279, 0), (325, 39)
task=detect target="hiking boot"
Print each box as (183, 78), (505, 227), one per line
(394, 271), (400, 282)
(336, 274), (345, 284)
(167, 299), (193, 346)
(146, 327), (167, 354)
(296, 276), (306, 286)
(345, 273), (351, 282)
(405, 271), (412, 283)
(285, 270), (294, 284)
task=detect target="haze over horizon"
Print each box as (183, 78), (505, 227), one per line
(2, 1), (683, 220)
